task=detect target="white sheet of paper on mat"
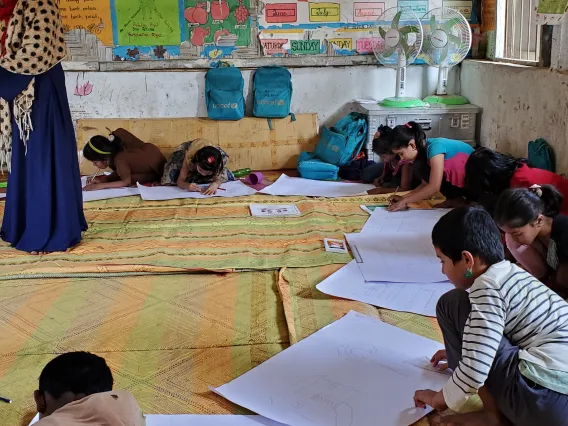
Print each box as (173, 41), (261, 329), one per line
(345, 232), (447, 283)
(81, 176), (140, 202)
(317, 261), (453, 317)
(260, 174), (374, 198)
(361, 207), (451, 233)
(0, 193), (5, 199)
(136, 180), (257, 201)
(214, 311), (446, 426)
(29, 414), (283, 425)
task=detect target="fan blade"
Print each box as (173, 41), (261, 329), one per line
(442, 17), (462, 32)
(429, 15), (437, 31)
(392, 10), (402, 29)
(400, 39), (411, 59)
(378, 26), (387, 40)
(439, 47), (448, 62)
(447, 34), (462, 46)
(399, 25), (419, 35)
(382, 46), (396, 57)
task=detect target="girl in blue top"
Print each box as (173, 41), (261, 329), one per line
(387, 122), (474, 212)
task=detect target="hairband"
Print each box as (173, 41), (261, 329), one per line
(529, 184), (543, 198)
(206, 156), (215, 164)
(88, 140), (111, 155)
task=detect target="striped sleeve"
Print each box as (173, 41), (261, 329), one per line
(442, 284), (506, 411)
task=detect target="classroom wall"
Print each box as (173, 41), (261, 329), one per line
(66, 65), (457, 130)
(460, 60), (568, 174)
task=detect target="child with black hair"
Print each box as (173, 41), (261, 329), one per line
(161, 139), (234, 195)
(34, 352), (143, 425)
(364, 125), (416, 195)
(413, 206), (568, 426)
(386, 122), (474, 212)
(82, 128), (166, 191)
(494, 185), (568, 293)
(464, 147), (568, 214)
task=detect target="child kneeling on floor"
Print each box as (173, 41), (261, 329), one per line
(34, 352), (144, 425)
(413, 206), (568, 426)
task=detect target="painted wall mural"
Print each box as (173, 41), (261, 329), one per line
(58, 0), (475, 61)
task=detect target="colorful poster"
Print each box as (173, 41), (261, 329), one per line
(535, 0), (568, 24)
(114, 0), (182, 46)
(59, 0), (114, 46)
(185, 0), (251, 48)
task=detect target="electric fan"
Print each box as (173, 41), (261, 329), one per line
(421, 7), (472, 105)
(371, 7), (424, 108)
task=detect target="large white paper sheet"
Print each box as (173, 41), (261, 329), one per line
(214, 311), (447, 426)
(260, 174), (374, 198)
(346, 232), (447, 283)
(0, 192), (5, 199)
(361, 208), (451, 233)
(137, 180), (257, 201)
(81, 176), (140, 202)
(29, 414), (283, 425)
(317, 261), (453, 316)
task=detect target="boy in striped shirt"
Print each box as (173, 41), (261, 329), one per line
(413, 206), (568, 426)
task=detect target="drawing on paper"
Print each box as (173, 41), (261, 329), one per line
(276, 376), (358, 426)
(60, 0), (114, 46)
(114, 0), (182, 46)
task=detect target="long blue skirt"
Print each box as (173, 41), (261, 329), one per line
(0, 64), (87, 252)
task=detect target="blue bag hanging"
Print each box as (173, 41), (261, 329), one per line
(314, 112), (368, 167)
(297, 152), (339, 180)
(205, 63), (245, 121)
(253, 66), (293, 119)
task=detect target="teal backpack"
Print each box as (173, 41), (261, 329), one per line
(529, 138), (556, 172)
(253, 66), (293, 119)
(205, 63), (245, 121)
(313, 112), (368, 167)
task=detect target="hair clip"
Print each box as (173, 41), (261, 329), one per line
(529, 184), (543, 197)
(206, 156), (215, 164)
(108, 134), (115, 142)
(405, 123), (412, 128)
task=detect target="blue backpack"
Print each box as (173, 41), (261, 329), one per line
(297, 152), (339, 180)
(314, 112), (368, 167)
(205, 64), (245, 121)
(253, 66), (293, 119)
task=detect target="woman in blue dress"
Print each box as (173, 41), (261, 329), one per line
(0, 0), (86, 254)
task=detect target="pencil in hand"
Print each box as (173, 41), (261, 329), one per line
(0, 396), (12, 404)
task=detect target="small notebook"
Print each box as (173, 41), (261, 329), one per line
(250, 204), (301, 217)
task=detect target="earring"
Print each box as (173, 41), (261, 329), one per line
(464, 269), (473, 279)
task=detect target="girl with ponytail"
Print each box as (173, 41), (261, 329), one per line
(386, 122), (474, 211)
(82, 128), (166, 191)
(494, 185), (568, 293)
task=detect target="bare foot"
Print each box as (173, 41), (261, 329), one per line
(438, 410), (509, 426)
(30, 251), (49, 256)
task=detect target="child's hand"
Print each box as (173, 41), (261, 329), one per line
(430, 350), (448, 371)
(387, 196), (407, 212)
(413, 389), (447, 411)
(83, 184), (101, 191)
(373, 177), (384, 187)
(187, 183), (201, 192)
(88, 175), (106, 185)
(202, 182), (220, 195)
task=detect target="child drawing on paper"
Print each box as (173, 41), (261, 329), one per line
(494, 185), (568, 295)
(414, 206), (568, 426)
(33, 352), (144, 425)
(364, 125), (416, 195)
(386, 122), (474, 211)
(161, 139), (234, 195)
(82, 129), (166, 191)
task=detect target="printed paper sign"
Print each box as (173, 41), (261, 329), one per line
(309, 2), (341, 22)
(260, 38), (288, 55)
(265, 3), (298, 23)
(328, 38), (353, 50)
(353, 2), (385, 22)
(290, 39), (321, 54)
(443, 0), (473, 19)
(356, 37), (383, 54)
(398, 0), (428, 14)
